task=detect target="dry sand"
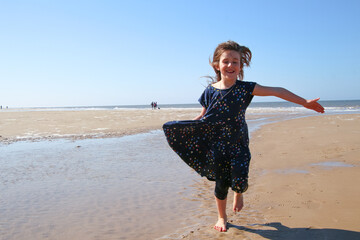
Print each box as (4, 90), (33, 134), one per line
(1, 110), (359, 239)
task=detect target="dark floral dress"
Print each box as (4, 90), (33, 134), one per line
(163, 80), (256, 193)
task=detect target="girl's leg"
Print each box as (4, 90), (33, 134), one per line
(214, 180), (229, 232)
(214, 196), (227, 232)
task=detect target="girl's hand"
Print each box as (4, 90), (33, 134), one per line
(193, 107), (207, 120)
(303, 98), (325, 113)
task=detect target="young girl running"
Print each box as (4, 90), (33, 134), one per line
(163, 41), (324, 232)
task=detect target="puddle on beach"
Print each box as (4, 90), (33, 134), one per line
(275, 169), (310, 174)
(311, 161), (355, 168)
(270, 161), (355, 176)
(0, 131), (206, 240)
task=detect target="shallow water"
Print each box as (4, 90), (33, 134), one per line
(311, 161), (355, 168)
(0, 131), (204, 240)
(274, 169), (310, 174)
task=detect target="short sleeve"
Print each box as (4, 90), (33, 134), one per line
(198, 87), (209, 108)
(246, 81), (256, 95)
(241, 81), (257, 106)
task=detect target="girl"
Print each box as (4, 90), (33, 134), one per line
(162, 41), (324, 232)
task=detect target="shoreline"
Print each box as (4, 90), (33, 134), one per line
(1, 108), (356, 144)
(0, 109), (201, 144)
(0, 108), (306, 144)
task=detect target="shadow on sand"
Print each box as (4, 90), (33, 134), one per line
(228, 222), (360, 240)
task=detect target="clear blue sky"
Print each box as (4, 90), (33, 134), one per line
(1, 0), (359, 107)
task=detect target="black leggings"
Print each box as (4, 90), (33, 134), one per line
(214, 179), (231, 200)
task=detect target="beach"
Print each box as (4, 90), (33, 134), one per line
(1, 109), (359, 239)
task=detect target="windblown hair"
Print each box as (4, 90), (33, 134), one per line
(209, 40), (252, 82)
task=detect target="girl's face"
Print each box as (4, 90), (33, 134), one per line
(216, 50), (241, 81)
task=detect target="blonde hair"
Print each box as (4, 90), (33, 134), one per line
(210, 41), (252, 82)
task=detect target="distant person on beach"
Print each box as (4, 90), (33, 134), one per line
(163, 41), (324, 232)
(151, 101), (159, 110)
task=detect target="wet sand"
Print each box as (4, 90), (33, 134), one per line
(0, 109), (200, 144)
(1, 110), (359, 239)
(177, 114), (360, 240)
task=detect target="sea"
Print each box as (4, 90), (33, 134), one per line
(1, 100), (359, 240)
(5, 99), (360, 113)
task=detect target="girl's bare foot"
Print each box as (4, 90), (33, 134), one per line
(214, 217), (227, 232)
(214, 196), (227, 232)
(233, 192), (244, 212)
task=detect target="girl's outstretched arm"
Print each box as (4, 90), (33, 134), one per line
(252, 84), (325, 113)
